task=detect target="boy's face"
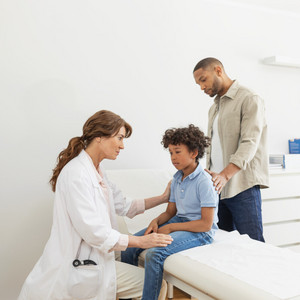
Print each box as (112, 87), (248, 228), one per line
(168, 144), (197, 171)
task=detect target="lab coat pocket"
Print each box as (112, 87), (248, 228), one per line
(67, 263), (102, 299)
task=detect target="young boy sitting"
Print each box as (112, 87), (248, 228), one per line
(121, 124), (219, 300)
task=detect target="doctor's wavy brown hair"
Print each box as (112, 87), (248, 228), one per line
(161, 124), (210, 162)
(49, 110), (132, 192)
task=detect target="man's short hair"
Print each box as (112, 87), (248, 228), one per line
(193, 57), (223, 73)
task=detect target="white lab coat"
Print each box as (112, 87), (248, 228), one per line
(18, 150), (134, 300)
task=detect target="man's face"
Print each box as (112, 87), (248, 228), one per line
(193, 67), (222, 97)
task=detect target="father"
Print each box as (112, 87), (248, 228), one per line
(193, 57), (269, 242)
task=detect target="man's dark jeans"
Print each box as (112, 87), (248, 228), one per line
(218, 185), (265, 242)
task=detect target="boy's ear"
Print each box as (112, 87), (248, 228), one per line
(192, 149), (198, 158)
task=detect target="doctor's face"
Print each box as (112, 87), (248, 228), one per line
(99, 126), (126, 160)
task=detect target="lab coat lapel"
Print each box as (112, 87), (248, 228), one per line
(77, 150), (101, 188)
(77, 151), (116, 228)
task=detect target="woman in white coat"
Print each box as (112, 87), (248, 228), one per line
(18, 110), (173, 300)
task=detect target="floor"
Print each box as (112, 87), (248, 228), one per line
(165, 287), (191, 300)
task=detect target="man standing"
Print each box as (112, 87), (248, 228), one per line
(193, 57), (269, 242)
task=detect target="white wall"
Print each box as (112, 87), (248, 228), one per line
(1, 0), (300, 299)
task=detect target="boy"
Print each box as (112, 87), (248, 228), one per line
(121, 124), (219, 300)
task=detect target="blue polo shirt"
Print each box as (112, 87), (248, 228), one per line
(169, 163), (219, 237)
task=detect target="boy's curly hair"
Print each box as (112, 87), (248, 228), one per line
(161, 124), (210, 161)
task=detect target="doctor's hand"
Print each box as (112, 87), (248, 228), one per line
(139, 233), (173, 249)
(161, 180), (172, 203)
(128, 233), (173, 249)
(144, 219), (159, 235)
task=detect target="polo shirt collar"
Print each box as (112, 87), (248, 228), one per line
(173, 163), (204, 182)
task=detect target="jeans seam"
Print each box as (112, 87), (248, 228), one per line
(163, 233), (212, 253)
(253, 187), (262, 239)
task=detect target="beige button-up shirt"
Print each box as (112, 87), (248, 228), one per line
(206, 80), (269, 199)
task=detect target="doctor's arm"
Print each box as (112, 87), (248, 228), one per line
(144, 180), (171, 209)
(65, 171), (173, 253)
(65, 174), (123, 254)
(108, 177), (171, 218)
(128, 233), (173, 249)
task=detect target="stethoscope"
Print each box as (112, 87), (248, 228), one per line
(73, 259), (97, 267)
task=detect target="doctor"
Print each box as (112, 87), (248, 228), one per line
(18, 110), (173, 300)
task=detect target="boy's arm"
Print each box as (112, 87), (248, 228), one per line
(157, 207), (214, 234)
(144, 202), (177, 235)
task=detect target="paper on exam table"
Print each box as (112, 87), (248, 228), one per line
(179, 231), (300, 299)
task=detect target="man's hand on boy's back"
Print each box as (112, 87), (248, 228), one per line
(205, 163), (240, 194)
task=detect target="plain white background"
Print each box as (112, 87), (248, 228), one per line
(1, 0), (300, 299)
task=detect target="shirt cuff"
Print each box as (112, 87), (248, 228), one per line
(229, 156), (246, 170)
(126, 198), (145, 219)
(109, 234), (129, 252)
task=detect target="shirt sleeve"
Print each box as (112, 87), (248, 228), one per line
(103, 172), (133, 216)
(125, 199), (145, 219)
(109, 234), (129, 252)
(198, 175), (218, 208)
(103, 171), (146, 218)
(229, 95), (266, 170)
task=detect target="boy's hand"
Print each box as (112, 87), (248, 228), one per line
(157, 224), (173, 234)
(144, 219), (159, 235)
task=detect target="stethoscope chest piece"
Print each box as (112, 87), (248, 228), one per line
(73, 259), (81, 267)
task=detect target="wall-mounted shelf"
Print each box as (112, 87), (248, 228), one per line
(263, 56), (300, 68)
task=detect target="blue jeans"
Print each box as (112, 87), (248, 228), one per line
(218, 185), (265, 242)
(121, 215), (213, 300)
